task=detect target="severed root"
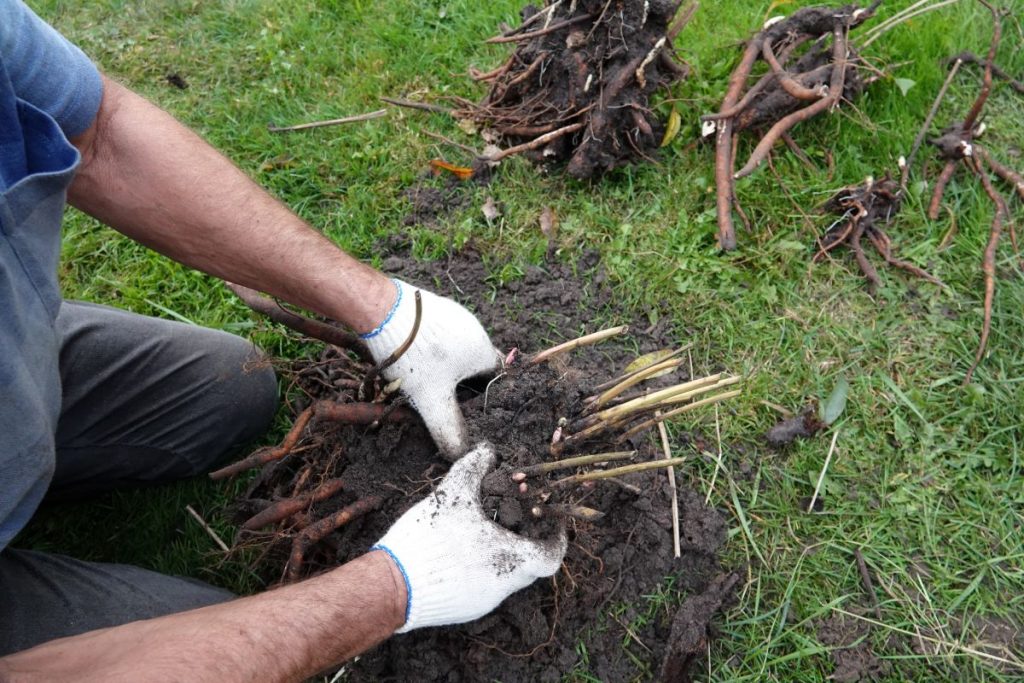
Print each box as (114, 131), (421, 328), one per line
(210, 401), (414, 480)
(707, 2), (880, 250)
(210, 406), (315, 480)
(814, 176), (942, 292)
(226, 282), (370, 361)
(242, 478), (346, 531)
(359, 291), (422, 400)
(286, 496), (383, 581)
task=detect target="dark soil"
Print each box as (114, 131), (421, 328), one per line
(462, 0), (692, 179)
(230, 247), (734, 681)
(817, 612), (890, 682)
(765, 404), (825, 448)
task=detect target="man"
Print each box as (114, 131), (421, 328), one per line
(0, 1), (566, 679)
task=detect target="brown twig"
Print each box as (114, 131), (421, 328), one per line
(267, 109), (387, 133)
(226, 283), (370, 361)
(903, 57), (962, 189)
(379, 97), (452, 115)
(854, 548), (883, 621)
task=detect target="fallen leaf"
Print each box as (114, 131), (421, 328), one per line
(660, 106), (681, 147)
(624, 349), (677, 377)
(457, 118), (478, 135)
(429, 158), (474, 181)
(820, 375), (849, 426)
(894, 77), (917, 97)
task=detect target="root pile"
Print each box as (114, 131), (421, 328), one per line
(459, 0), (696, 178)
(707, 2), (881, 250)
(815, 176), (941, 293)
(915, 0), (1022, 382)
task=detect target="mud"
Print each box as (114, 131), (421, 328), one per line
(817, 613), (890, 682)
(231, 247), (732, 681)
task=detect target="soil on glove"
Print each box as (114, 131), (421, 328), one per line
(232, 247), (733, 681)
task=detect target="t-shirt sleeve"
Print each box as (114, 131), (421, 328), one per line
(0, 0), (103, 137)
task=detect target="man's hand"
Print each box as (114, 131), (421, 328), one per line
(373, 442), (567, 632)
(362, 280), (502, 458)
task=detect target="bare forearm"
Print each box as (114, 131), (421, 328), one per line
(68, 75), (393, 333)
(0, 552), (405, 683)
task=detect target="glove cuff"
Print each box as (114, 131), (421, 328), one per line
(372, 541), (472, 633)
(359, 278), (408, 344)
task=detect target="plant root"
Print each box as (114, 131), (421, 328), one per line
(242, 478), (346, 531)
(459, 0), (696, 178)
(285, 496), (383, 582)
(226, 283), (370, 361)
(706, 2), (881, 250)
(920, 1), (1021, 382)
(814, 176), (941, 293)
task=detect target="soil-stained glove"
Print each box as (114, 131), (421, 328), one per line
(361, 279), (501, 459)
(372, 442), (567, 633)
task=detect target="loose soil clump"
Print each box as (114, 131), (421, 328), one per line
(218, 248), (736, 680)
(457, 0), (695, 178)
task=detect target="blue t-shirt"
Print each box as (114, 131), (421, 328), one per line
(0, 0), (103, 550)
(0, 0), (103, 190)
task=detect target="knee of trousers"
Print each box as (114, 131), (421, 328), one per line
(182, 335), (280, 475)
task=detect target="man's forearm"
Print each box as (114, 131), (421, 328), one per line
(68, 75), (393, 334)
(0, 552), (405, 683)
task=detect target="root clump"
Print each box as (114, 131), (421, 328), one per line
(460, 0), (696, 178)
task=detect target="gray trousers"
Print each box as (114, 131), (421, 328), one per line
(0, 301), (279, 655)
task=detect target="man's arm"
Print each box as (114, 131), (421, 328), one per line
(0, 551), (405, 683)
(68, 75), (394, 334)
(0, 444), (566, 682)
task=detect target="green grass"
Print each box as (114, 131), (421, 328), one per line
(17, 0), (1024, 680)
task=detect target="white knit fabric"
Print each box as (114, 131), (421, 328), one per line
(362, 280), (501, 458)
(374, 443), (567, 633)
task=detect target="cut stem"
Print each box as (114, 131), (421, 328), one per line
(590, 357), (685, 409)
(551, 457), (687, 488)
(656, 415), (681, 559)
(531, 504), (605, 523)
(589, 346), (690, 394)
(518, 450), (636, 476)
(615, 389), (743, 443)
(528, 325), (629, 365)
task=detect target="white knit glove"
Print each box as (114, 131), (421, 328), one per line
(372, 443), (567, 633)
(361, 279), (502, 458)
